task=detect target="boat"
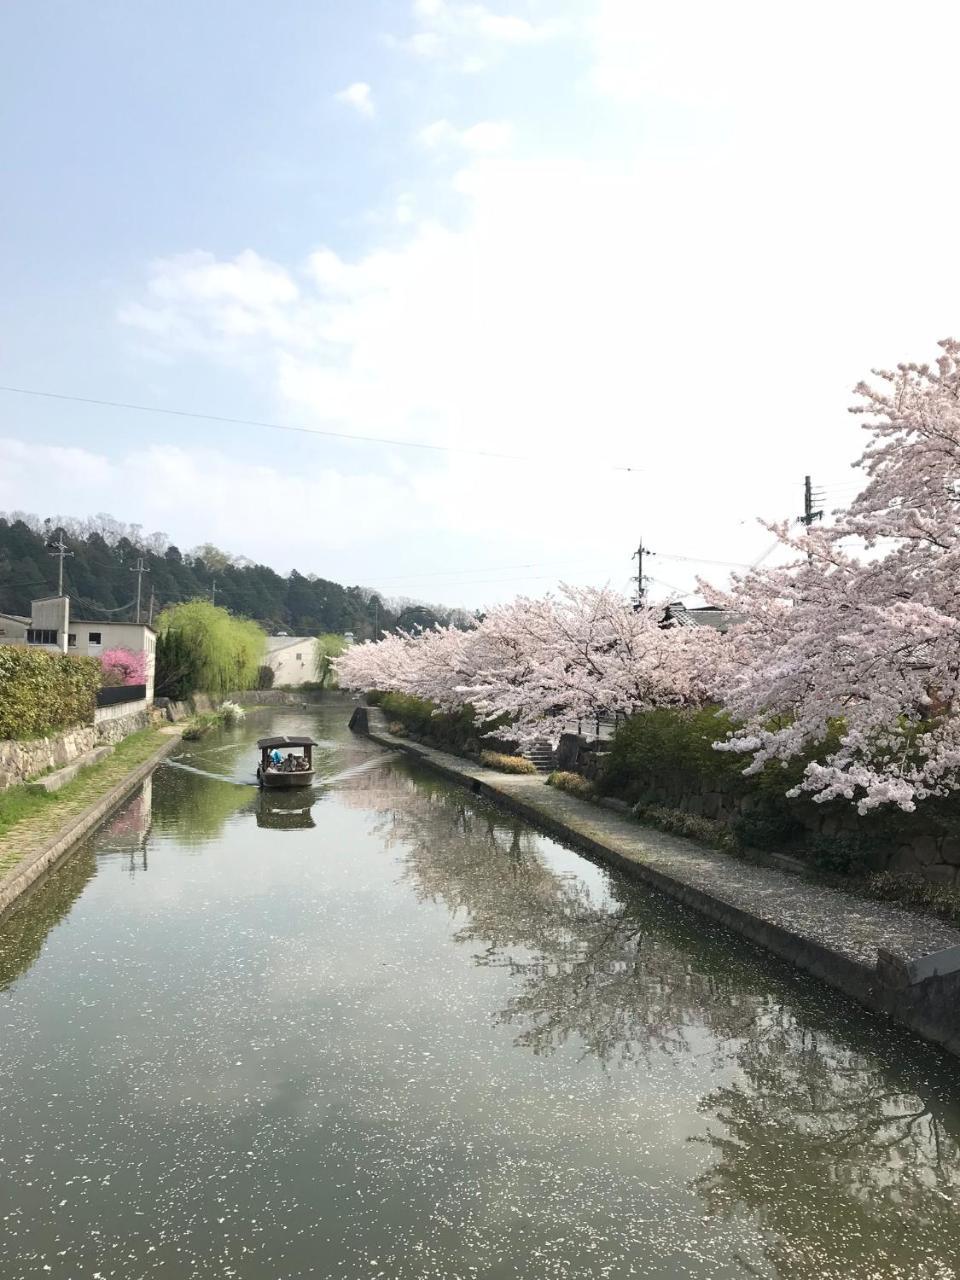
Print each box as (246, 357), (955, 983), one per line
(256, 736), (318, 789)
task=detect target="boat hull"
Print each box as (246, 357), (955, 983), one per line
(260, 770), (315, 789)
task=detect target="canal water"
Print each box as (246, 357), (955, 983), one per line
(2, 704), (960, 1280)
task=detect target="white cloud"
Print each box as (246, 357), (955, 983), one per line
(396, 0), (567, 67)
(118, 250), (302, 355)
(113, 0), (960, 604)
(416, 118), (513, 153)
(0, 438), (437, 564)
(335, 81), (375, 117)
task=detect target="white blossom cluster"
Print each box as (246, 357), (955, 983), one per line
(707, 338), (960, 812)
(336, 584), (723, 745)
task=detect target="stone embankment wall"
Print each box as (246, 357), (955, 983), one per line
(153, 694), (216, 723)
(0, 708), (152, 791)
(556, 733), (960, 887)
(230, 689), (348, 706)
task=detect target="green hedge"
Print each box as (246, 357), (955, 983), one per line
(377, 692), (512, 757)
(599, 705), (960, 872)
(601, 706), (744, 790)
(0, 646), (102, 739)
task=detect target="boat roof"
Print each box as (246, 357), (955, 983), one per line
(257, 736), (318, 749)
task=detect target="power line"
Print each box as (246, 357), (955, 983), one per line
(656, 551), (753, 569)
(0, 578), (53, 592)
(73, 595), (138, 616)
(0, 384), (642, 473)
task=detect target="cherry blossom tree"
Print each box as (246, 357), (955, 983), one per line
(708, 338), (960, 812)
(336, 585), (723, 743)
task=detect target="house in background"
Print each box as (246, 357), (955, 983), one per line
(661, 602), (744, 632)
(0, 595), (156, 704)
(263, 635), (316, 687)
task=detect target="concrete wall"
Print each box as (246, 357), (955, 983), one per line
(0, 613), (28, 644)
(0, 707), (152, 791)
(152, 693), (218, 723)
(94, 697), (149, 725)
(31, 596), (70, 653)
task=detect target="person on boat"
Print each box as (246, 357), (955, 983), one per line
(270, 748), (283, 768)
(284, 752), (295, 771)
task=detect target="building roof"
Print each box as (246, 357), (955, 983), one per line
(661, 603), (743, 632)
(0, 611), (29, 624)
(265, 635), (313, 652)
(72, 620), (156, 632)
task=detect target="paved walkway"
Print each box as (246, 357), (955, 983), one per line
(0, 729), (181, 918)
(361, 709), (960, 1058)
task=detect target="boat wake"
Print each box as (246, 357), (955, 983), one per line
(319, 752), (400, 787)
(164, 759), (257, 786)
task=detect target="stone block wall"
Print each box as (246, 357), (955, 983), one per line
(0, 708), (151, 791)
(557, 732), (960, 887)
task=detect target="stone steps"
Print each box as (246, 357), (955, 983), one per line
(521, 741), (556, 773)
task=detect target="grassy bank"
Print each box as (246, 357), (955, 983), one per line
(0, 728), (171, 875)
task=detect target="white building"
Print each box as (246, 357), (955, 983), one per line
(0, 596), (156, 703)
(263, 635), (315, 687)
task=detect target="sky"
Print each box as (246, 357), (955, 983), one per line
(2, 0), (960, 611)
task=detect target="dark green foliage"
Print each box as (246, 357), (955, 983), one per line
(0, 514), (466, 640)
(379, 692), (478, 754)
(803, 833), (873, 876)
(377, 692), (511, 757)
(601, 706), (750, 801)
(631, 802), (741, 854)
(155, 628), (191, 699)
(731, 797), (804, 849)
(862, 872), (960, 928)
(256, 664), (275, 690)
(0, 646), (101, 738)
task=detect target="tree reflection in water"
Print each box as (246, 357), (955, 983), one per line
(339, 761), (960, 1279)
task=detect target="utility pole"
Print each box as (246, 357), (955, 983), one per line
(798, 475), (824, 530)
(148, 588), (156, 627)
(632, 538), (654, 607)
(211, 580), (217, 606)
(797, 475), (824, 565)
(130, 557), (150, 624)
(47, 534), (74, 596)
(373, 599), (379, 639)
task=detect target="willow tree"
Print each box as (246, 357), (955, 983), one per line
(155, 600), (265, 698)
(314, 633), (347, 689)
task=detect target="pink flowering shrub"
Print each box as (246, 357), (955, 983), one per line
(100, 646), (147, 687)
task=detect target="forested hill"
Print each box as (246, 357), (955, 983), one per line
(0, 513), (466, 637)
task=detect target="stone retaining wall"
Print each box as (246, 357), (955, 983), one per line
(0, 708), (152, 791)
(229, 689), (334, 706)
(557, 732), (960, 886)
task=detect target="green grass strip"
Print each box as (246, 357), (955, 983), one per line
(0, 728), (171, 876)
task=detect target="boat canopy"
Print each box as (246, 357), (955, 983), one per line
(257, 736), (318, 749)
